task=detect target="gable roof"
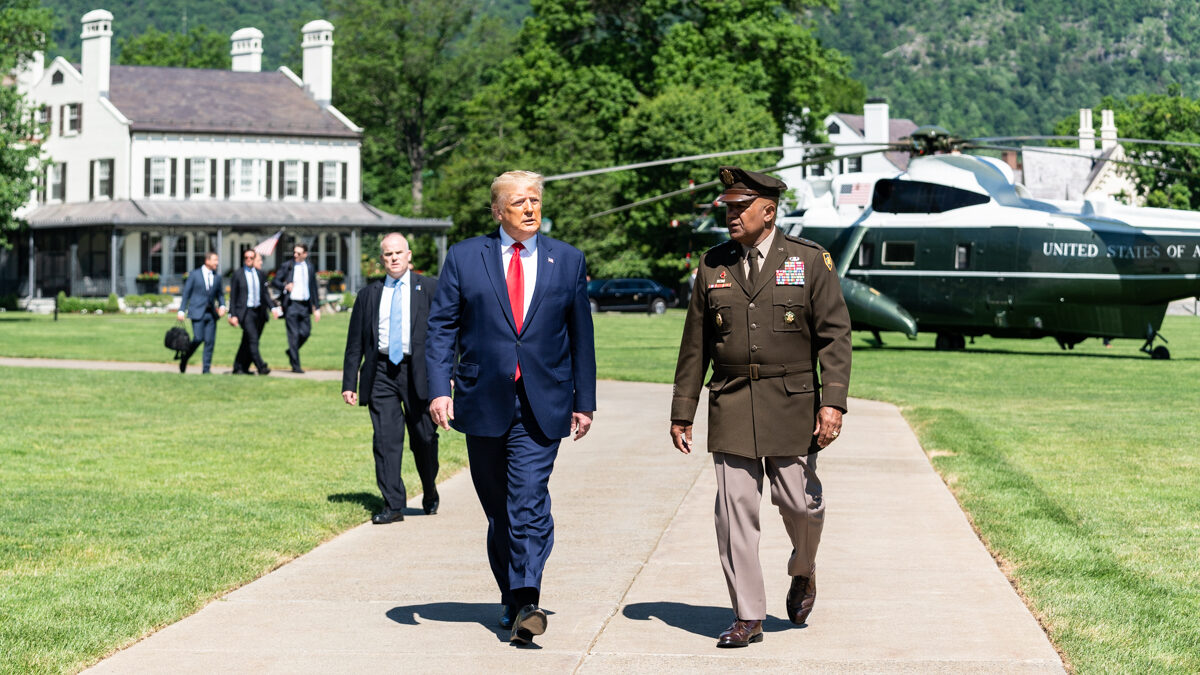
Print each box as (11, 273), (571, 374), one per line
(832, 113), (919, 171)
(106, 65), (359, 139)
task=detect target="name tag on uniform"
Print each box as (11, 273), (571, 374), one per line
(775, 258), (805, 286)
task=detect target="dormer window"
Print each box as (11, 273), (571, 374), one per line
(827, 121), (841, 134)
(51, 71), (64, 85)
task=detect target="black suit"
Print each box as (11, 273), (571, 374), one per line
(272, 259), (321, 369)
(229, 266), (277, 374)
(342, 272), (439, 512)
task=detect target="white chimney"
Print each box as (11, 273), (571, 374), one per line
(863, 97), (889, 145)
(15, 51), (44, 98)
(1100, 109), (1117, 151)
(230, 27), (264, 73)
(301, 19), (334, 106)
(1078, 108), (1095, 151)
(80, 9), (113, 98)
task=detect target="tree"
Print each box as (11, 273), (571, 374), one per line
(115, 25), (230, 69)
(328, 0), (515, 215)
(0, 0), (53, 248)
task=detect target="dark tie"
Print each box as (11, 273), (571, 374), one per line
(747, 248), (761, 288)
(507, 242), (525, 380)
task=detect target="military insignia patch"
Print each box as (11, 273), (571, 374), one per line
(775, 259), (805, 286)
(720, 168), (735, 186)
(784, 310), (796, 324)
(709, 269), (732, 289)
(715, 313), (724, 328)
(823, 251), (834, 271)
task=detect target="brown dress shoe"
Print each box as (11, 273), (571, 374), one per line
(786, 574), (816, 625)
(716, 619), (763, 648)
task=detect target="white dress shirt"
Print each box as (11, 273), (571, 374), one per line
(498, 228), (538, 315)
(243, 267), (260, 307)
(741, 225), (776, 276)
(378, 269), (412, 356)
(203, 268), (213, 291)
(292, 261), (310, 301)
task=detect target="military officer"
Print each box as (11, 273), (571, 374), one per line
(670, 166), (852, 648)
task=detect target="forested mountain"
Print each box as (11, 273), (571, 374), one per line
(811, 0), (1200, 136)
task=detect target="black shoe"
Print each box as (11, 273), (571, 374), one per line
(509, 604), (547, 645)
(371, 508), (404, 524)
(498, 604), (517, 629)
(258, 364), (271, 375)
(423, 498), (439, 515)
(291, 366), (305, 374)
(179, 358), (188, 373)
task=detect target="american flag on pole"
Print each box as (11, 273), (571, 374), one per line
(253, 229), (283, 256)
(838, 182), (873, 206)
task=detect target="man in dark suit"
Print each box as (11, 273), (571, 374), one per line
(228, 249), (278, 375)
(176, 251), (227, 373)
(342, 232), (440, 524)
(272, 242), (322, 373)
(427, 170), (597, 645)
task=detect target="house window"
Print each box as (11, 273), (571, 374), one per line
(811, 163), (825, 177)
(847, 156), (862, 173)
(284, 160), (301, 197)
(65, 104), (80, 133)
(50, 164), (65, 202)
(190, 157), (208, 196)
(193, 234), (210, 269)
(882, 241), (916, 266)
(240, 159), (255, 194)
(229, 159), (264, 198)
(93, 159), (113, 199)
(828, 122), (840, 134)
(143, 233), (163, 274)
(150, 157), (168, 196)
(955, 244), (971, 270)
(52, 71), (64, 85)
(322, 161), (339, 198)
(36, 106), (49, 124)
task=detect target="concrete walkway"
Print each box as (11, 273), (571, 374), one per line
(87, 381), (1063, 674)
(0, 356), (342, 380)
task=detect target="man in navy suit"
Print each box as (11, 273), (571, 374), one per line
(427, 170), (596, 645)
(176, 251), (227, 373)
(229, 249), (278, 375)
(343, 233), (440, 523)
(272, 242), (322, 373)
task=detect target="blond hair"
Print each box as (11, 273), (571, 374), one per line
(491, 170), (544, 207)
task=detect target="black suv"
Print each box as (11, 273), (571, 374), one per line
(587, 278), (677, 314)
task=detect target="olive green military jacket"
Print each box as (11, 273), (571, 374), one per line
(671, 231), (852, 458)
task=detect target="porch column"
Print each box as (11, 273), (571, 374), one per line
(110, 228), (118, 296)
(162, 234), (176, 290)
(27, 232), (35, 299)
(216, 229), (224, 275)
(349, 227), (360, 292)
(69, 242), (79, 297)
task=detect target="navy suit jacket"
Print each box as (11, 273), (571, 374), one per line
(426, 231), (597, 439)
(342, 273), (436, 406)
(271, 260), (320, 312)
(179, 266), (226, 320)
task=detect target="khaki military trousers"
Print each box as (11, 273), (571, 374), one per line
(713, 451), (824, 621)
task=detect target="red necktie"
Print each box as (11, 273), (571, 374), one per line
(507, 242), (525, 380)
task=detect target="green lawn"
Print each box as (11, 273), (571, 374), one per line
(0, 368), (466, 674)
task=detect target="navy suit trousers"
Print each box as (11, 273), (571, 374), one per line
(189, 314), (217, 372)
(466, 382), (560, 607)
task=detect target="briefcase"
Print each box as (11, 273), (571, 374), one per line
(164, 325), (191, 359)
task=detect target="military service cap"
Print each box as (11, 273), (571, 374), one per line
(716, 165), (787, 204)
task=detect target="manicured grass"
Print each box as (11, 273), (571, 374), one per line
(0, 368), (466, 674)
(0, 312), (352, 371)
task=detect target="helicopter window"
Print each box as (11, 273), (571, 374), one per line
(858, 242), (875, 267)
(955, 244), (971, 270)
(882, 241), (916, 266)
(871, 179), (990, 214)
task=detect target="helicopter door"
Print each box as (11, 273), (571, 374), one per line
(984, 226), (1019, 328)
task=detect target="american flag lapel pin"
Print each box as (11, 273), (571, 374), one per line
(547, 257), (555, 264)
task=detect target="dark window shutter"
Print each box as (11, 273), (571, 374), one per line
(105, 159), (114, 198)
(59, 105), (64, 135)
(277, 161), (284, 200)
(266, 161), (273, 199)
(170, 158), (177, 197)
(45, 106), (51, 132)
(210, 159), (217, 197)
(341, 162), (347, 200)
(89, 160), (95, 201)
(317, 163), (325, 201)
(303, 162), (310, 200)
(144, 158), (151, 197)
(61, 163), (66, 201)
(77, 104), (82, 134)
(224, 159), (231, 199)
(184, 159), (192, 199)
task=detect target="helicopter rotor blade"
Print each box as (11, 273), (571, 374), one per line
(544, 143), (906, 182)
(971, 135), (1200, 151)
(584, 148), (894, 219)
(968, 143), (1200, 179)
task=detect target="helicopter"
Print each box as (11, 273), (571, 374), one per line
(551, 126), (1200, 359)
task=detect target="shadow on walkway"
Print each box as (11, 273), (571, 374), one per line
(622, 602), (796, 638)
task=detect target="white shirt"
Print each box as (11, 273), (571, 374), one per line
(243, 267), (260, 307)
(499, 228), (537, 316)
(741, 226), (777, 276)
(378, 269), (412, 356)
(292, 261), (310, 301)
(203, 268), (213, 291)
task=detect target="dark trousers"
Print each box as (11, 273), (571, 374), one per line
(466, 382), (560, 608)
(185, 313), (217, 372)
(284, 302), (312, 368)
(234, 306), (269, 373)
(368, 357), (440, 511)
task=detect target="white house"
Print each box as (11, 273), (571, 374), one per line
(1018, 108), (1139, 204)
(5, 9), (449, 299)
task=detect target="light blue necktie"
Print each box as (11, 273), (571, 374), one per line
(386, 276), (403, 364)
(247, 268), (259, 307)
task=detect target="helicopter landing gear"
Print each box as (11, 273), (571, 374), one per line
(1140, 325), (1170, 360)
(935, 332), (966, 350)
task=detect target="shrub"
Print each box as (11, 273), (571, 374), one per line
(0, 294), (18, 310)
(123, 293), (174, 308)
(56, 292), (119, 313)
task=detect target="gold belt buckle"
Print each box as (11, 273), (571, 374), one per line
(749, 364), (759, 380)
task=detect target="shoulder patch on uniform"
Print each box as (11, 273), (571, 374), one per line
(823, 251), (834, 271)
(781, 233), (823, 250)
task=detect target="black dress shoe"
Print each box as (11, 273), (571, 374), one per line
(179, 358), (188, 373)
(498, 604), (517, 629)
(258, 364), (271, 375)
(291, 366), (305, 374)
(423, 498), (439, 515)
(371, 508), (404, 524)
(717, 619), (763, 647)
(786, 574), (816, 625)
(509, 604), (547, 645)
